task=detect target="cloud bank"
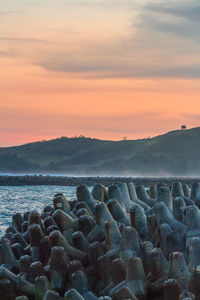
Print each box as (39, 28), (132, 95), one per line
(1, 0), (200, 79)
(38, 0), (200, 78)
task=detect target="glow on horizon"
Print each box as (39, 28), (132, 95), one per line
(0, 0), (200, 146)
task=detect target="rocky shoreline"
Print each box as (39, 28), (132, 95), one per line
(1, 175), (200, 187)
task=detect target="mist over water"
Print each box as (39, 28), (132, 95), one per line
(0, 185), (92, 237)
(1, 172), (200, 178)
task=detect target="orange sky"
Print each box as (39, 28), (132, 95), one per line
(1, 0), (200, 146)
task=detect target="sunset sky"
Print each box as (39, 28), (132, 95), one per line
(1, 0), (200, 146)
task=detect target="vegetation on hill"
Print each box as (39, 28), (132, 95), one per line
(1, 128), (200, 175)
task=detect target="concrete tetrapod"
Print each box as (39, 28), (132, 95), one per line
(76, 185), (97, 213)
(64, 288), (85, 300)
(127, 182), (150, 210)
(87, 202), (114, 243)
(157, 186), (172, 211)
(91, 183), (108, 203)
(2, 180), (200, 299)
(0, 265), (36, 300)
(136, 185), (156, 207)
(53, 193), (71, 214)
(126, 257), (148, 300)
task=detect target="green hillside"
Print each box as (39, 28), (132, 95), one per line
(1, 127), (200, 175)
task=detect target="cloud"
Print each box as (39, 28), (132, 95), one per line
(0, 105), (191, 145)
(141, 1), (200, 40)
(0, 106), (174, 136)
(1, 0), (200, 79)
(33, 0), (200, 79)
(0, 9), (25, 16)
(0, 127), (25, 134)
(183, 114), (200, 120)
(0, 36), (49, 44)
(0, 50), (11, 57)
(40, 59), (200, 79)
(145, 1), (200, 23)
(62, 0), (136, 7)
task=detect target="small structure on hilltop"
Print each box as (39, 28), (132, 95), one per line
(181, 125), (187, 130)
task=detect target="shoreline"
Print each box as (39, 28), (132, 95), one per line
(0, 175), (200, 187)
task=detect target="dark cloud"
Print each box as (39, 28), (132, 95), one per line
(146, 1), (200, 23)
(141, 1), (200, 39)
(40, 59), (200, 79)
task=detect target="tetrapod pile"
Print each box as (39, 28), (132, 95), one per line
(1, 181), (200, 299)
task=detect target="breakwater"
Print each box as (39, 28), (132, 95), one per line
(1, 175), (200, 187)
(1, 180), (200, 299)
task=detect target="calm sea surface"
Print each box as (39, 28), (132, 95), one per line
(0, 185), (85, 237)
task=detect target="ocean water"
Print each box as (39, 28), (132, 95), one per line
(0, 185), (83, 237)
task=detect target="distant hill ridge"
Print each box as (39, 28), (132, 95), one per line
(1, 127), (200, 176)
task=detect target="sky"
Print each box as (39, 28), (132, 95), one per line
(1, 0), (200, 146)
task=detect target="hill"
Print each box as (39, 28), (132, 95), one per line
(1, 127), (200, 176)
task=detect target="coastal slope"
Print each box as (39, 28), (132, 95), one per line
(0, 127), (200, 175)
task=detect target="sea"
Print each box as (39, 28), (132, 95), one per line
(0, 185), (85, 237)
